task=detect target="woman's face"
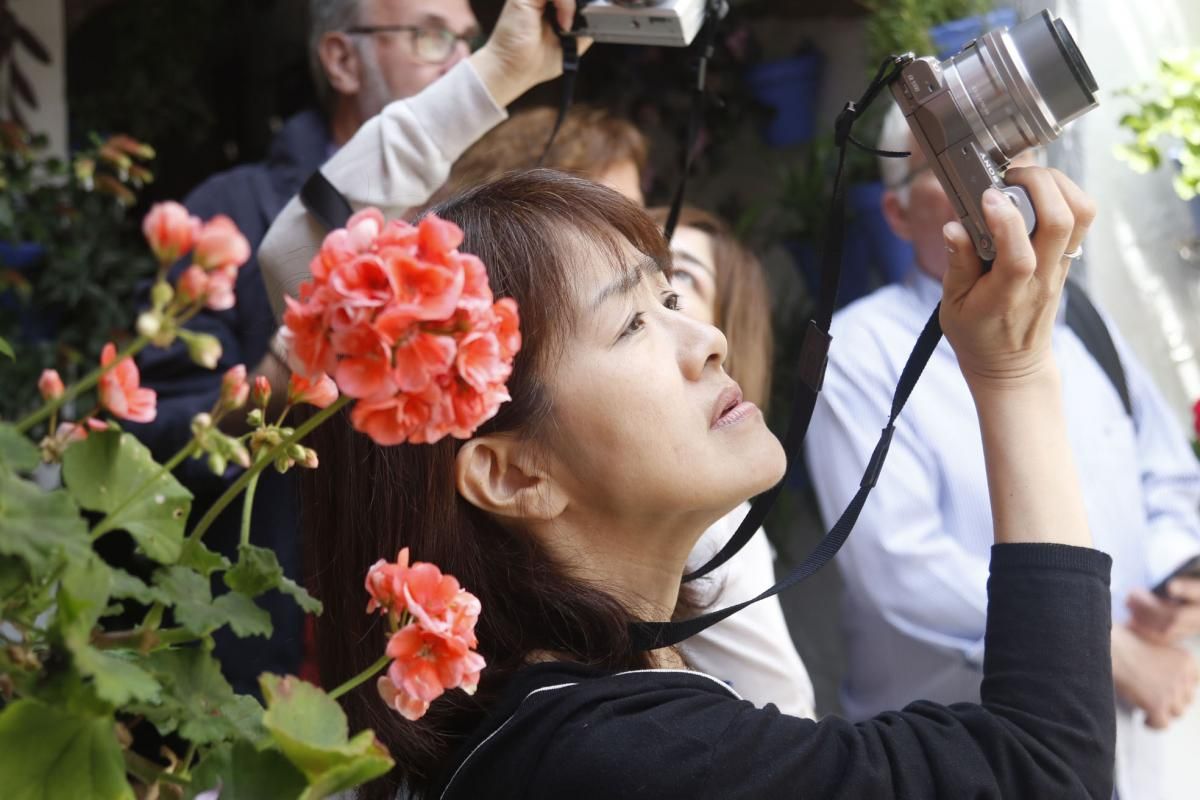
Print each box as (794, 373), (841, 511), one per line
(537, 237), (785, 529)
(666, 225), (717, 326)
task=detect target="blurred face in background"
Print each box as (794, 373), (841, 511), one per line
(345, 0), (475, 120)
(881, 132), (1039, 281)
(666, 225), (718, 326)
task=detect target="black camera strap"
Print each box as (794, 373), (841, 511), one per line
(633, 55), (929, 651)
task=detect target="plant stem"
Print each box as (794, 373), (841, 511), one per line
(329, 653), (390, 700)
(184, 395), (350, 547)
(15, 335), (149, 433)
(240, 470), (261, 548)
(90, 440), (200, 540)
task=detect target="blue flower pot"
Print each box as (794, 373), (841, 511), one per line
(848, 181), (913, 287)
(929, 8), (1020, 61)
(0, 241), (46, 271)
(746, 51), (824, 148)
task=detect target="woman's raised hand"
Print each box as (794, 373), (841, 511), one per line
(939, 167), (1097, 391)
(470, 0), (590, 108)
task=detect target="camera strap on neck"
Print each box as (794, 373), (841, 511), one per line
(633, 55), (931, 651)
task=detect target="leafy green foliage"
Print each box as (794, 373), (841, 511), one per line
(1116, 52), (1200, 200)
(861, 0), (994, 67)
(63, 430), (192, 563)
(0, 464), (90, 574)
(0, 700), (134, 800)
(0, 126), (156, 421)
(261, 674), (395, 798)
(188, 741), (307, 800)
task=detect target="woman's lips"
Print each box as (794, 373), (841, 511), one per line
(712, 400), (758, 430)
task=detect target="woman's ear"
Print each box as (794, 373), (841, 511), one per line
(455, 435), (567, 521)
(318, 32), (363, 96)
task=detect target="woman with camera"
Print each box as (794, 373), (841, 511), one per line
(260, 1), (1113, 797)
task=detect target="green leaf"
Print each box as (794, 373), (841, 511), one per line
(0, 464), (90, 574)
(73, 645), (162, 706)
(62, 430), (192, 563)
(261, 674), (393, 794)
(0, 335), (13, 360)
(0, 700), (134, 800)
(0, 423), (39, 472)
(224, 543), (283, 597)
(58, 552), (113, 638)
(109, 567), (167, 605)
(140, 648), (266, 746)
(280, 576), (323, 615)
(187, 741), (307, 800)
(215, 590), (273, 639)
(178, 537), (230, 576)
(154, 566), (225, 635)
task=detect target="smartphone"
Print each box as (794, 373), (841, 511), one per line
(1152, 554), (1200, 598)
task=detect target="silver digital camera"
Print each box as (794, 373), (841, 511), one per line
(890, 10), (1098, 260)
(568, 0), (716, 48)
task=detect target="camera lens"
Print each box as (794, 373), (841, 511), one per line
(939, 10), (1099, 164)
(1008, 12), (1098, 126)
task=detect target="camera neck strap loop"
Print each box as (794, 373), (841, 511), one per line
(633, 55), (936, 652)
(538, 30), (580, 167)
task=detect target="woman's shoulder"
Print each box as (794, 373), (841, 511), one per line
(436, 663), (758, 799)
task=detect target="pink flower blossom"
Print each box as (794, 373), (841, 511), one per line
(142, 202), (200, 265)
(38, 369), (64, 401)
(287, 372), (338, 409)
(98, 342), (156, 423)
(194, 215), (251, 271)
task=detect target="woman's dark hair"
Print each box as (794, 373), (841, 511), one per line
(647, 205), (775, 410)
(300, 170), (674, 798)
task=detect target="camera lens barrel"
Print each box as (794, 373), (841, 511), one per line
(942, 10), (1099, 165)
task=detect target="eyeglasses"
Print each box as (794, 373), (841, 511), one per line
(345, 24), (481, 65)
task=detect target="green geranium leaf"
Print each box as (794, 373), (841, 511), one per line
(141, 648), (266, 746)
(0, 335), (13, 360)
(260, 673), (393, 792)
(73, 645), (162, 706)
(0, 699), (134, 800)
(0, 464), (90, 574)
(188, 741), (307, 800)
(58, 553), (113, 637)
(280, 576), (323, 615)
(109, 567), (167, 605)
(178, 537), (231, 576)
(224, 544), (322, 614)
(224, 543), (283, 597)
(0, 423), (39, 472)
(215, 590), (273, 639)
(154, 566), (225, 635)
(62, 430), (191, 563)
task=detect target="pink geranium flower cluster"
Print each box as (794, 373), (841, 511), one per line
(365, 548), (485, 721)
(281, 208), (520, 446)
(142, 201), (251, 311)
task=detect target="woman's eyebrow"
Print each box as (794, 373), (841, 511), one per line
(590, 255), (659, 311)
(672, 250), (715, 277)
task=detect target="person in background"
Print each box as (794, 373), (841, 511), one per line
(126, 0), (480, 693)
(805, 100), (1200, 799)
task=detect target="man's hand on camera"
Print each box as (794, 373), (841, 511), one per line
(470, 0), (591, 108)
(1113, 623), (1200, 729)
(1127, 580), (1200, 645)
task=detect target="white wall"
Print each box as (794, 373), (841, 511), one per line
(2, 0), (66, 156)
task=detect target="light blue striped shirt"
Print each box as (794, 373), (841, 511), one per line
(805, 267), (1200, 797)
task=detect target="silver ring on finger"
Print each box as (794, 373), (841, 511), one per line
(1063, 244), (1084, 260)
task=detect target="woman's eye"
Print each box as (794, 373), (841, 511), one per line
(672, 270), (697, 289)
(663, 292), (682, 311)
(621, 312), (645, 338)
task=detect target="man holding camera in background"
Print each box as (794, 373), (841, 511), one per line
(805, 101), (1200, 799)
(126, 0), (481, 694)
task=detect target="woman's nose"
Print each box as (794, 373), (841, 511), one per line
(678, 313), (728, 381)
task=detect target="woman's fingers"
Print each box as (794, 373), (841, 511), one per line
(1047, 166), (1098, 262)
(550, 0), (577, 32)
(1003, 167), (1074, 284)
(978, 186), (1039, 306)
(940, 220), (983, 307)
